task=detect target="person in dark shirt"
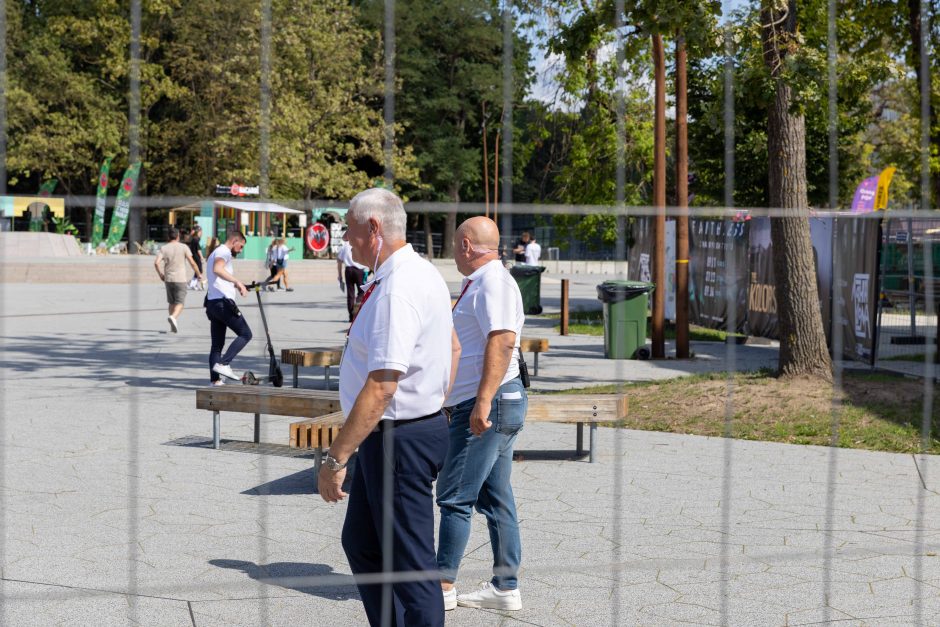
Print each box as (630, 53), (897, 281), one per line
(188, 225), (206, 290)
(512, 231), (531, 262)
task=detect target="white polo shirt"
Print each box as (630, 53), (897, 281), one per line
(339, 244), (453, 420)
(524, 241), (541, 265)
(206, 244), (237, 301)
(337, 241), (369, 271)
(447, 259), (525, 406)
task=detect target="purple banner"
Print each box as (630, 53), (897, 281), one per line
(851, 176), (878, 213)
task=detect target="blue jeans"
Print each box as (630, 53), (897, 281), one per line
(205, 298), (252, 382)
(436, 378), (526, 590)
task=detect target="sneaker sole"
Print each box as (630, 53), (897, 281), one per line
(456, 599), (522, 611)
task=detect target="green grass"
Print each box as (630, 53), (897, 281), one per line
(539, 310), (744, 342)
(881, 352), (928, 362)
(546, 370), (940, 455)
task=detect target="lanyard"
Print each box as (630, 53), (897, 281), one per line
(348, 279), (380, 336)
(452, 279), (473, 311)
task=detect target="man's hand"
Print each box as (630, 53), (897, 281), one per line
(236, 281), (248, 297)
(469, 400), (492, 436)
(158, 273), (165, 282)
(338, 278), (346, 292)
(318, 464), (347, 502)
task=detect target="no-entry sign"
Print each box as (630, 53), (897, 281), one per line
(306, 223), (330, 252)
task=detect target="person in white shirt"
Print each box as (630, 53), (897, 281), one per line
(266, 238), (294, 292)
(523, 235), (541, 265)
(317, 188), (460, 627)
(437, 217), (527, 612)
(203, 231), (251, 384)
(336, 238), (369, 322)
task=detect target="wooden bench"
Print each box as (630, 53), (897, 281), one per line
(281, 347), (343, 388)
(285, 393), (627, 463)
(520, 337), (549, 376)
(196, 386), (340, 450)
(526, 393), (628, 462)
(197, 387), (626, 464)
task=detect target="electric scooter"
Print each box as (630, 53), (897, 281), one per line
(240, 280), (285, 387)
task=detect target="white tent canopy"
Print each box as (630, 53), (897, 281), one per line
(171, 200), (304, 215)
(214, 200), (304, 215)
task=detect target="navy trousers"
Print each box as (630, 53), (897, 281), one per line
(205, 298), (252, 382)
(341, 413), (448, 627)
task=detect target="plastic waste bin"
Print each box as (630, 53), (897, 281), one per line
(596, 281), (655, 359)
(510, 264), (546, 315)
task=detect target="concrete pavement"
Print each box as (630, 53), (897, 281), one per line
(0, 280), (938, 625)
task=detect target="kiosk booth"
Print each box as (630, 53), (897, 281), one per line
(171, 200), (305, 262)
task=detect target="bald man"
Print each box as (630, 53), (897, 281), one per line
(437, 217), (527, 612)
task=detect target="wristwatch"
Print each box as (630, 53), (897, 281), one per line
(323, 452), (347, 471)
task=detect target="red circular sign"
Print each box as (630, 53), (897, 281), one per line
(306, 223), (330, 252)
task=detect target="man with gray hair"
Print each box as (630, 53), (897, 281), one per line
(318, 188), (460, 627)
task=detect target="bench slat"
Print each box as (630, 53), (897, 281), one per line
(526, 394), (627, 423)
(197, 387), (340, 418)
(519, 337), (549, 352)
(281, 347), (343, 367)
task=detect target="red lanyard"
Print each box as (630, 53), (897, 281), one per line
(348, 280), (379, 334)
(452, 279), (473, 311)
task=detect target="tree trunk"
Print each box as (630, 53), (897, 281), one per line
(651, 33), (666, 359)
(423, 212), (434, 260)
(675, 34), (690, 359)
(441, 182), (459, 258)
(763, 0), (833, 381)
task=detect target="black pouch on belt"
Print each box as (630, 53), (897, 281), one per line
(517, 348), (531, 389)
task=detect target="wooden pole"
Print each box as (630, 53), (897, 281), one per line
(482, 103), (490, 218)
(561, 279), (570, 336)
(493, 131), (500, 224)
(675, 34), (690, 358)
(652, 33), (667, 359)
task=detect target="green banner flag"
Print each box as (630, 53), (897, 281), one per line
(91, 158), (113, 247)
(28, 179), (58, 231)
(104, 163), (141, 249)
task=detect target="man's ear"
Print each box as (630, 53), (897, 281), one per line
(368, 218), (379, 235)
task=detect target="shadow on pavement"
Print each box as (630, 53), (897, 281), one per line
(209, 559), (359, 601)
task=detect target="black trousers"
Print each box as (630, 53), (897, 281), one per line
(344, 266), (366, 320)
(205, 298), (252, 382)
(341, 412), (448, 627)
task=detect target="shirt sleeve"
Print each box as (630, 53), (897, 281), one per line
(368, 293), (421, 374)
(474, 277), (519, 336)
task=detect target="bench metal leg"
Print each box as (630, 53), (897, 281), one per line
(254, 413), (261, 444)
(576, 422), (583, 456)
(292, 364), (299, 388)
(324, 366), (331, 389)
(533, 352), (539, 376)
(589, 423), (597, 463)
(313, 447), (323, 475)
(213, 411), (221, 450)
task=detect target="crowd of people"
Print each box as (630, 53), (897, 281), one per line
(161, 190), (531, 625)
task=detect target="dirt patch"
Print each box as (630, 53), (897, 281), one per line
(617, 371), (940, 454)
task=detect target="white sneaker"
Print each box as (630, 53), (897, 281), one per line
(211, 379), (225, 386)
(212, 363), (238, 380)
(457, 583), (521, 611)
(442, 588), (457, 611)
(167, 316), (178, 333)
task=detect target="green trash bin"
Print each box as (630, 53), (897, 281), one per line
(510, 264), (546, 315)
(596, 281), (654, 359)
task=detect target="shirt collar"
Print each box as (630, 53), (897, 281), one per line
(373, 243), (416, 283)
(465, 258), (502, 283)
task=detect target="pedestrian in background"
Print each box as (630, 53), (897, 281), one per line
(336, 238), (368, 322)
(154, 226), (203, 333)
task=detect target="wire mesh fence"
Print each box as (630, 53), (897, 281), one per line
(1, 0), (938, 625)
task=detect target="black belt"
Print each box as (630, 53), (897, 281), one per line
(375, 410), (442, 431)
